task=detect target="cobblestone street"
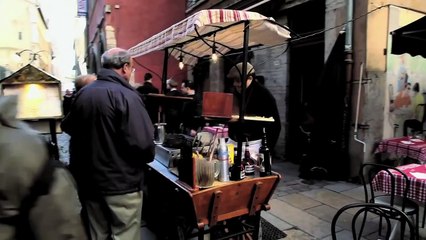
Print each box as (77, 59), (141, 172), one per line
(57, 133), (70, 165)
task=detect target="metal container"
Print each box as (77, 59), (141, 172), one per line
(155, 144), (180, 168)
(154, 123), (166, 144)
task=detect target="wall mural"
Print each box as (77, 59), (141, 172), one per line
(384, 7), (426, 138)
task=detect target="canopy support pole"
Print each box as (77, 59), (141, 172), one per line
(159, 48), (169, 122)
(231, 21), (250, 181)
(161, 48), (169, 94)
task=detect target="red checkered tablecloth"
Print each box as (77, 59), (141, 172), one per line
(375, 137), (426, 164)
(372, 163), (426, 202)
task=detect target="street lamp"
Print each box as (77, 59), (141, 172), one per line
(15, 49), (55, 65)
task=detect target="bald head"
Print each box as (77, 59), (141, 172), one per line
(101, 48), (132, 69)
(101, 47), (134, 81)
(75, 74), (97, 91)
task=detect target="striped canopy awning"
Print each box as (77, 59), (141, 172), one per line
(128, 9), (291, 66)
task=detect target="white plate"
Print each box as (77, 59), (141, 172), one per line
(401, 140), (414, 144)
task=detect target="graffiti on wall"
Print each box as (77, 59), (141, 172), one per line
(385, 7), (426, 138)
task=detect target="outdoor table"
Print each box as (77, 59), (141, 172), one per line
(375, 137), (426, 164)
(371, 163), (426, 236)
(371, 163), (426, 203)
(144, 159), (281, 240)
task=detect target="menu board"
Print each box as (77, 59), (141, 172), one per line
(3, 83), (62, 119)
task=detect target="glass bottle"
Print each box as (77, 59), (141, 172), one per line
(240, 160), (246, 179)
(217, 137), (228, 161)
(243, 141), (255, 176)
(258, 128), (272, 177)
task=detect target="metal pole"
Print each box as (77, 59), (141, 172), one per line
(343, 0), (354, 177)
(161, 48), (169, 94)
(160, 48), (169, 122)
(231, 21), (250, 181)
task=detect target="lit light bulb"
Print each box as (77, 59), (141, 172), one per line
(179, 61), (184, 70)
(211, 53), (218, 63)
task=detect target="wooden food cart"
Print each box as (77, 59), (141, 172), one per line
(129, 9), (291, 239)
(145, 160), (280, 240)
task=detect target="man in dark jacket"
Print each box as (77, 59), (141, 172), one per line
(136, 72), (160, 124)
(61, 47), (155, 240)
(164, 79), (184, 133)
(227, 62), (281, 150)
(181, 79), (202, 135)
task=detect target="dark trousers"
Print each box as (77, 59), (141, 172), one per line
(403, 119), (423, 136)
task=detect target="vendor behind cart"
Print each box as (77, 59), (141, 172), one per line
(227, 62), (281, 150)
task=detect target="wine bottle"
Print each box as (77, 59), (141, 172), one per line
(240, 160), (246, 179)
(258, 128), (272, 177)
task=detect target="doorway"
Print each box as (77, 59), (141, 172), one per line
(286, 0), (325, 164)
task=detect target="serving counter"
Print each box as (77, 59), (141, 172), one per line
(144, 159), (281, 240)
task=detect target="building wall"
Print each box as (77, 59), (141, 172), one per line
(0, 0), (52, 74)
(346, 0), (426, 177)
(251, 40), (289, 158)
(324, 0), (346, 60)
(87, 0), (105, 44)
(87, 0), (186, 88)
(187, 0), (252, 14)
(74, 17), (89, 76)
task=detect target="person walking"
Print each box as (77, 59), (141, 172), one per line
(61, 47), (155, 240)
(61, 73), (97, 237)
(74, 74), (97, 92)
(62, 89), (74, 116)
(136, 72), (160, 124)
(62, 74), (97, 117)
(0, 95), (87, 240)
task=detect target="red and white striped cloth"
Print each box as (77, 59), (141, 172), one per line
(372, 163), (426, 202)
(128, 9), (291, 65)
(375, 136), (426, 164)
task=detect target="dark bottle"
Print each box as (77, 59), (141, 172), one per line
(243, 141), (255, 175)
(258, 128), (272, 177)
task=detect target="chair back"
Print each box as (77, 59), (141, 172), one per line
(191, 173), (281, 228)
(331, 202), (416, 240)
(359, 163), (411, 211)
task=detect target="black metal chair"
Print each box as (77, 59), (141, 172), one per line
(403, 103), (426, 137)
(331, 202), (416, 240)
(359, 163), (419, 239)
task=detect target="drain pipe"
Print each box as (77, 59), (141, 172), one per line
(354, 62), (366, 152)
(342, 0), (354, 154)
